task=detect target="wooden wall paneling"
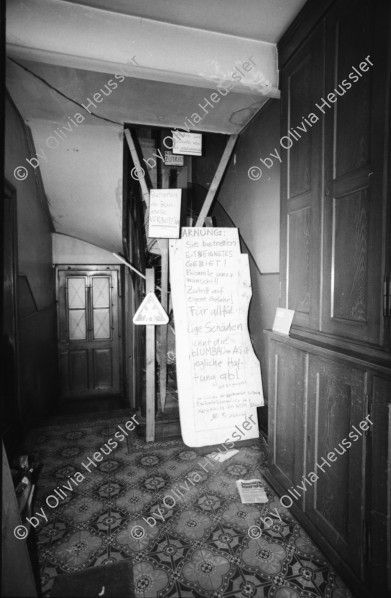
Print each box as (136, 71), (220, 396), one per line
(321, 0), (383, 345)
(383, 0), (391, 351)
(370, 0), (391, 351)
(369, 375), (391, 594)
(268, 340), (307, 508)
(306, 355), (368, 579)
(280, 22), (324, 333)
(272, 0), (391, 594)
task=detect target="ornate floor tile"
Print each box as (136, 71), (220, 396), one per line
(58, 496), (105, 524)
(241, 537), (288, 577)
(50, 529), (105, 569)
(180, 546), (236, 595)
(133, 559), (172, 597)
(114, 517), (161, 555)
(115, 487), (154, 514)
(221, 502), (262, 532)
(171, 509), (214, 542)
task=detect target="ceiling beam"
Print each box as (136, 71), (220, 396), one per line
(7, 0), (280, 98)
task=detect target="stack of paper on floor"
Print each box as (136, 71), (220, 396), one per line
(236, 479), (268, 504)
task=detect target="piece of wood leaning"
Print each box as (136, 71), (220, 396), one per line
(195, 134), (238, 228)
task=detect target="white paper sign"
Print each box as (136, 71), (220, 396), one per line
(272, 308), (295, 335)
(148, 189), (182, 239)
(169, 227), (264, 447)
(172, 132), (202, 156)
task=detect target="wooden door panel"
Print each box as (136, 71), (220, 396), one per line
(287, 55), (312, 199)
(269, 341), (306, 506)
(287, 207), (311, 315)
(333, 2), (372, 179)
(57, 268), (121, 399)
(92, 348), (113, 389)
(307, 356), (367, 578)
(332, 189), (369, 324)
(322, 0), (382, 345)
(280, 22), (324, 332)
(69, 350), (89, 392)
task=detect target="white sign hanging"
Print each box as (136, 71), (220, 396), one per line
(148, 189), (182, 239)
(172, 132), (202, 156)
(133, 292), (169, 325)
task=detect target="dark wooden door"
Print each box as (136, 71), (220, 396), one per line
(57, 267), (121, 398)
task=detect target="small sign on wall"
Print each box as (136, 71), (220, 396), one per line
(164, 151), (184, 166)
(172, 132), (202, 156)
(133, 293), (169, 325)
(272, 308), (295, 335)
(148, 189), (182, 239)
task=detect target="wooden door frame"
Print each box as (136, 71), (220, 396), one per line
(2, 179), (22, 456)
(55, 264), (124, 399)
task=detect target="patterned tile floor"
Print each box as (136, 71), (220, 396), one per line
(21, 412), (353, 597)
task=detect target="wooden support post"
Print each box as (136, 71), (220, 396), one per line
(145, 268), (155, 442)
(159, 239), (169, 412)
(156, 129), (169, 413)
(195, 134), (238, 227)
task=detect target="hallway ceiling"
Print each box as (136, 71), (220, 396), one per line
(6, 0), (306, 253)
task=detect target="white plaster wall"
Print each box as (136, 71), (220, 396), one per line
(28, 121), (123, 252)
(52, 233), (119, 264)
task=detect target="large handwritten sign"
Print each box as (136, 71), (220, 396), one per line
(169, 227), (264, 447)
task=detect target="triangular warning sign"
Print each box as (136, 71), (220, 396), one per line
(133, 292), (169, 325)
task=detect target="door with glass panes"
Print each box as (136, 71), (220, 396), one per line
(57, 267), (121, 398)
